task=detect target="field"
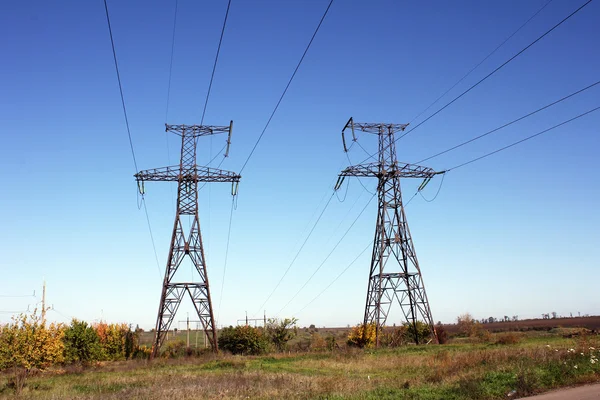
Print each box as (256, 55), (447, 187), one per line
(1, 324), (600, 399)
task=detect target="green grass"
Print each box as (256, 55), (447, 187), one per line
(1, 332), (599, 399)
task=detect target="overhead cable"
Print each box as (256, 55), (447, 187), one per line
(357, 0), (593, 165)
(416, 79), (600, 164)
(254, 190), (336, 315)
(447, 105), (600, 171)
(103, 0), (163, 279)
(409, 0), (554, 124)
(201, 0), (232, 125)
(277, 191), (377, 315)
(239, 0), (334, 173)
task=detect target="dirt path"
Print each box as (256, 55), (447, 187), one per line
(524, 383), (600, 399)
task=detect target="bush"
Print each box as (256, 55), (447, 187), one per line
(94, 322), (138, 361)
(495, 332), (521, 345)
(266, 318), (297, 352)
(63, 319), (103, 363)
(435, 323), (448, 344)
(310, 333), (327, 351)
(161, 340), (187, 358)
(457, 313), (475, 337)
(405, 321), (431, 344)
(347, 323), (376, 348)
(0, 312), (64, 371)
(218, 325), (269, 355)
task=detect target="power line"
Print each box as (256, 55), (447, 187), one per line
(397, 0), (592, 142)
(293, 240), (372, 317)
(201, 0), (232, 125)
(103, 0), (139, 174)
(277, 191), (376, 315)
(216, 196), (236, 325)
(416, 79), (600, 164)
(142, 200), (164, 279)
(254, 190), (336, 315)
(103, 0), (162, 279)
(357, 0), (593, 165)
(446, 105), (600, 171)
(291, 185), (428, 317)
(419, 172), (446, 203)
(239, 0), (334, 174)
(165, 0), (179, 122)
(409, 0), (554, 124)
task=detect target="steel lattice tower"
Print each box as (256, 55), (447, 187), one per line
(135, 123), (240, 357)
(336, 118), (441, 346)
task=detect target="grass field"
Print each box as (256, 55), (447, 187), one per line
(1, 329), (599, 399)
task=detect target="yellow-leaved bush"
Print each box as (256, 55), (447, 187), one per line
(0, 312), (64, 370)
(347, 322), (376, 348)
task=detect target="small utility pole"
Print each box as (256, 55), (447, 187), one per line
(186, 314), (190, 348)
(245, 311), (248, 326)
(41, 280), (46, 321)
(264, 310), (267, 328)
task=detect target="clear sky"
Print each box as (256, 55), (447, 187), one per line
(1, 0), (598, 330)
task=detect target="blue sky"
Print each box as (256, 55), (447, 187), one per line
(1, 0), (598, 329)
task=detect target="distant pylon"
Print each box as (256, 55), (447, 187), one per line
(135, 123), (240, 357)
(335, 118), (441, 346)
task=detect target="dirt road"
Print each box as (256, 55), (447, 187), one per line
(524, 383), (600, 399)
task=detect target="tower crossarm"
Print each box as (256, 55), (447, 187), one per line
(135, 165), (241, 183)
(165, 122), (232, 138)
(338, 162), (440, 179)
(336, 162), (441, 190)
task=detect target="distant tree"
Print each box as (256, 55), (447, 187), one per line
(266, 318), (298, 352)
(551, 312), (557, 319)
(63, 319), (103, 363)
(512, 315), (519, 322)
(457, 313), (475, 336)
(488, 317), (495, 324)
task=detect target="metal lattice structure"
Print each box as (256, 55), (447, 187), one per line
(135, 123), (240, 357)
(336, 118), (440, 346)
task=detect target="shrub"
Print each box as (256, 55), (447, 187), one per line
(495, 332), (521, 345)
(218, 325), (269, 355)
(94, 322), (137, 361)
(435, 323), (448, 344)
(63, 319), (104, 363)
(347, 323), (376, 348)
(161, 340), (187, 358)
(326, 335), (337, 351)
(405, 321), (431, 344)
(310, 333), (327, 351)
(0, 312), (64, 371)
(457, 313), (475, 337)
(266, 318), (297, 352)
(473, 324), (492, 343)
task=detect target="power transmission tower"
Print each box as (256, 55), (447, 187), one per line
(135, 123), (240, 357)
(335, 118), (441, 346)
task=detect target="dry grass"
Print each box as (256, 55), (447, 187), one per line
(1, 333), (599, 399)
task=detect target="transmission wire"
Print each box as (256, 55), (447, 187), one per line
(416, 79), (600, 164)
(277, 191), (377, 315)
(291, 186), (426, 316)
(103, 0), (162, 279)
(201, 0), (232, 125)
(357, 0), (594, 165)
(409, 0), (554, 124)
(447, 105), (600, 171)
(293, 240), (373, 317)
(239, 0), (334, 174)
(216, 196), (236, 326)
(254, 190), (336, 316)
